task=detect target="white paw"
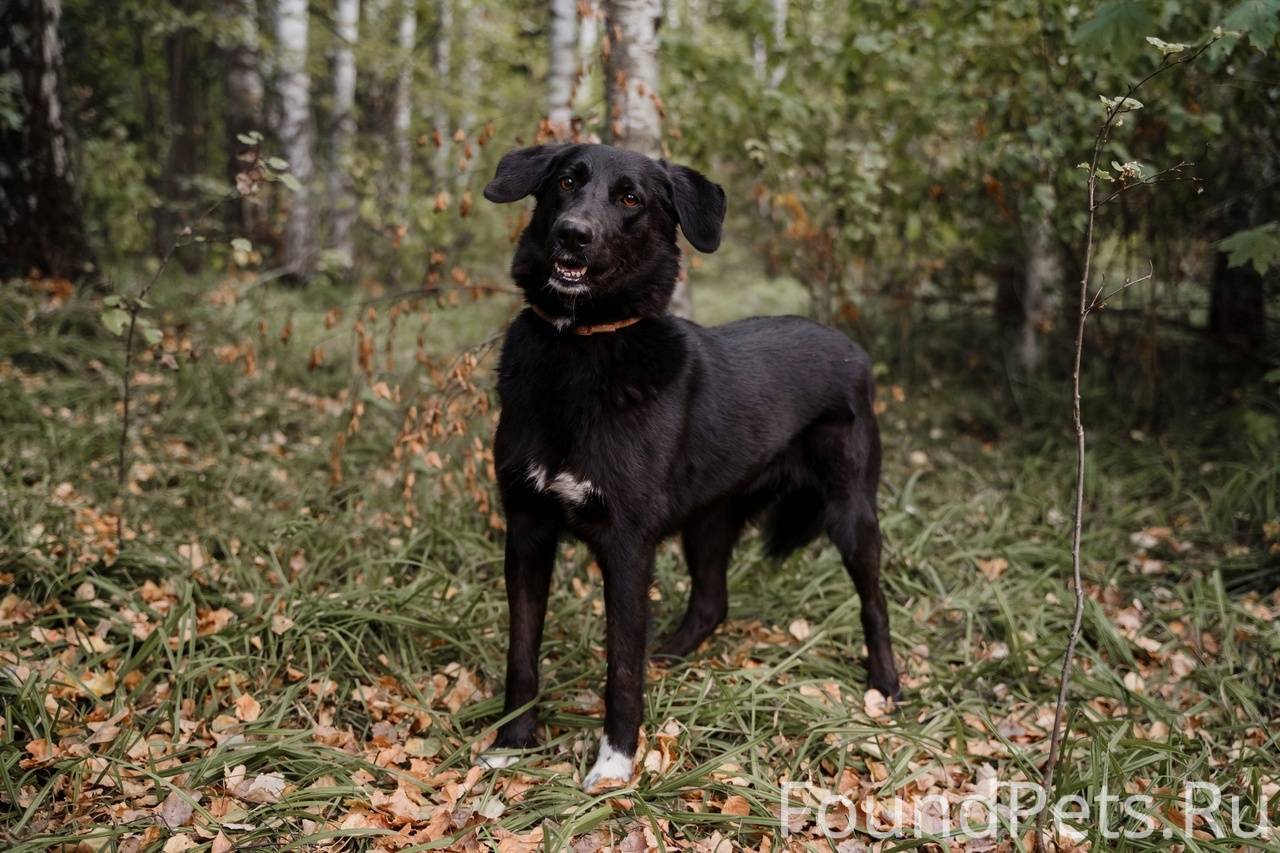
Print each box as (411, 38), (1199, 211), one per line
(581, 735), (635, 793)
(476, 750), (520, 770)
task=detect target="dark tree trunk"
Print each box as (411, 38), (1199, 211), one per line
(0, 0), (98, 282)
(158, 2), (206, 269)
(1209, 251), (1266, 348)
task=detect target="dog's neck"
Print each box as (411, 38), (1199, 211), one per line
(529, 304), (644, 336)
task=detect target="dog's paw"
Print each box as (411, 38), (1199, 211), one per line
(580, 736), (635, 794)
(476, 750), (522, 770)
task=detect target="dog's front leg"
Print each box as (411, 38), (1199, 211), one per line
(478, 507), (559, 768)
(582, 545), (653, 792)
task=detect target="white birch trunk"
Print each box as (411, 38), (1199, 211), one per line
(432, 0), (452, 182)
(225, 0), (264, 238)
(328, 0), (359, 264)
(604, 0), (662, 158)
(548, 0), (578, 138)
(768, 0), (787, 88)
(604, 0), (692, 317)
(274, 0), (315, 278)
(575, 0), (599, 122)
(393, 0), (417, 216)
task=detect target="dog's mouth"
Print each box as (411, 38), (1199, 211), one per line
(552, 259), (588, 283)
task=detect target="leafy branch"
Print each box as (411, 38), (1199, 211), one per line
(1033, 37), (1215, 852)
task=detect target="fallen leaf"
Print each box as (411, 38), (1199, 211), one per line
(720, 794), (751, 816)
(234, 693), (261, 723)
(159, 789), (196, 828)
(163, 835), (196, 853)
(211, 832), (232, 853)
(976, 557), (1008, 581)
(371, 786), (421, 825)
(225, 764), (285, 804)
(788, 619), (812, 641)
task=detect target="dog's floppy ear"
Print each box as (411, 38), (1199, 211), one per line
(484, 145), (566, 203)
(665, 162), (727, 253)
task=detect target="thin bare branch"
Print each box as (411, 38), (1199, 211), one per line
(1032, 39), (1214, 851)
(1087, 262), (1155, 314)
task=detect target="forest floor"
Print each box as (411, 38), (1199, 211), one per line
(1, 262), (1278, 852)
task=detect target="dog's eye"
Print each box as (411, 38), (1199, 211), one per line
(559, 177), (575, 191)
(620, 193), (640, 208)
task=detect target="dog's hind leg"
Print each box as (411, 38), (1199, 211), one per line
(826, 495), (899, 700)
(814, 410), (900, 700)
(653, 505), (744, 661)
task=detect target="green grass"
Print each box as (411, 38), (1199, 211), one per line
(1, 265), (1277, 851)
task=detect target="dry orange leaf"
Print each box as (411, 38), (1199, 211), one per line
(234, 693), (261, 723)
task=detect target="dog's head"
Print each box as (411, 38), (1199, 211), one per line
(484, 143), (726, 323)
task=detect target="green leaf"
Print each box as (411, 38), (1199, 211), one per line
(142, 325), (163, 346)
(1217, 223), (1280, 275)
(231, 237), (252, 254)
(103, 294), (122, 307)
(1222, 0), (1280, 50)
(267, 156), (289, 171)
(278, 172), (302, 193)
(1076, 2), (1154, 58)
(101, 308), (130, 336)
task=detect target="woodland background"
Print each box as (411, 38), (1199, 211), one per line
(1, 0), (1279, 850)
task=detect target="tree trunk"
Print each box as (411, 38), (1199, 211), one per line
(159, 2), (206, 270)
(0, 0), (98, 282)
(575, 0), (599, 124)
(224, 0), (266, 240)
(432, 0), (452, 182)
(998, 213), (1062, 373)
(274, 0), (315, 279)
(328, 0), (360, 266)
(548, 0), (578, 138)
(604, 0), (662, 157)
(768, 0), (787, 88)
(1209, 250), (1266, 348)
(393, 0), (417, 217)
(604, 0), (691, 317)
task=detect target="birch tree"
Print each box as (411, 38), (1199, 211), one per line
(575, 0), (599, 120)
(604, 0), (692, 316)
(603, 0), (662, 157)
(548, 0), (577, 139)
(224, 0), (265, 237)
(328, 0), (360, 264)
(431, 0), (452, 181)
(274, 0), (315, 279)
(393, 0), (417, 216)
(0, 0), (97, 281)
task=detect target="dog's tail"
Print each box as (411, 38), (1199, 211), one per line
(762, 488), (825, 560)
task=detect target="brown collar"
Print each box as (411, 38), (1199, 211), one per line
(530, 304), (643, 335)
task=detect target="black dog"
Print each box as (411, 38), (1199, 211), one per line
(477, 143), (898, 790)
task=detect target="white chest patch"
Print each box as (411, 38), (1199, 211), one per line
(527, 462), (599, 506)
(581, 735), (635, 793)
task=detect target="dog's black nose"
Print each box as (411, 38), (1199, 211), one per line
(556, 218), (594, 248)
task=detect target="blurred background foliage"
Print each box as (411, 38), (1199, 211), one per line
(3, 0), (1278, 416)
